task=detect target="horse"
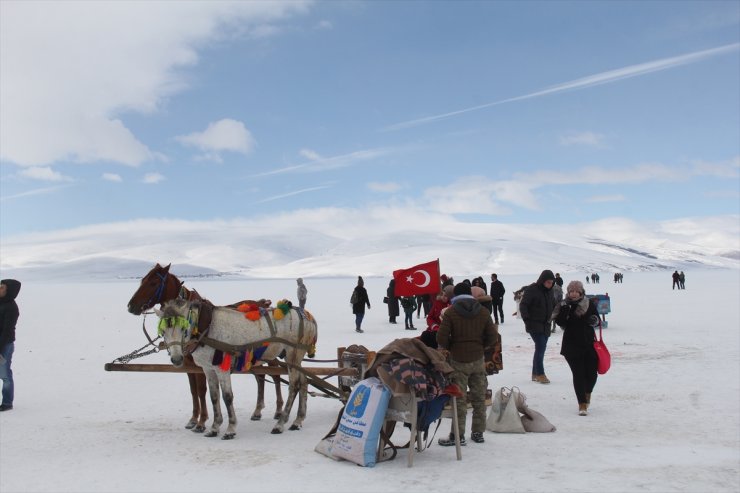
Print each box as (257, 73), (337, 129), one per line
(511, 285), (528, 319)
(156, 297), (318, 438)
(126, 263), (282, 432)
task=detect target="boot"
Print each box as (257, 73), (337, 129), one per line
(536, 374), (550, 384)
(585, 393), (591, 409)
(531, 373), (537, 382)
(438, 433), (465, 447)
(578, 403), (588, 416)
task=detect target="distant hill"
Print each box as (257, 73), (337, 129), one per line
(1, 216), (736, 280)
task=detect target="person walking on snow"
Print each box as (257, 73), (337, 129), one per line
(350, 276), (371, 333)
(520, 270), (556, 384)
(0, 279), (21, 412)
(552, 280), (600, 416)
(296, 278), (307, 310)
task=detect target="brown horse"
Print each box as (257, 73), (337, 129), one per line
(126, 263), (283, 432)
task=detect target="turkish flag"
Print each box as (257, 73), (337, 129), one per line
(393, 260), (441, 297)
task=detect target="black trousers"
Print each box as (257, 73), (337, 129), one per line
(491, 300), (504, 323)
(563, 350), (598, 404)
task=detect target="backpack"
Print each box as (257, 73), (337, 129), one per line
(350, 290), (359, 304)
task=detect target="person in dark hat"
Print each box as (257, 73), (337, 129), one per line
(0, 279), (21, 411)
(520, 270), (556, 384)
(436, 282), (497, 446)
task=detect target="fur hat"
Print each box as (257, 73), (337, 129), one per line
(566, 280), (585, 296)
(471, 286), (486, 299)
(442, 285), (455, 299)
(453, 282), (472, 297)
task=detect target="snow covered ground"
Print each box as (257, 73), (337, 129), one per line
(0, 270), (738, 492)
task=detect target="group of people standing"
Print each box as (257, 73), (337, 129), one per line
(519, 270), (601, 416)
(348, 267), (602, 438)
(671, 270), (686, 290)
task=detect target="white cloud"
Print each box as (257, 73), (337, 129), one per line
(691, 156), (740, 178)
(422, 177), (519, 214)
(258, 147), (393, 176)
(102, 173), (123, 182)
(559, 131), (606, 147)
(0, 2), (311, 167)
(176, 119), (256, 158)
(384, 43), (740, 130)
(18, 166), (71, 182)
(256, 185), (333, 203)
(416, 157), (738, 214)
(368, 182), (401, 193)
(0, 185), (72, 201)
(315, 20), (333, 30)
(143, 173), (165, 184)
(300, 149), (322, 161)
(586, 194), (626, 203)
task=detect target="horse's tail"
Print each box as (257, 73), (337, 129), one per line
(307, 319), (317, 358)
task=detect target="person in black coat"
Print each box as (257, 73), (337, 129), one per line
(489, 273), (506, 324)
(386, 279), (400, 324)
(553, 280), (600, 416)
(351, 276), (371, 333)
(0, 279), (21, 411)
(519, 269), (556, 384)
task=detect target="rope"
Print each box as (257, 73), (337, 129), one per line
(110, 340), (160, 364)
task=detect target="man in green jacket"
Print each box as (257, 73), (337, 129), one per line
(437, 282), (497, 445)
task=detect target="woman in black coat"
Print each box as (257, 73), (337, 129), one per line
(553, 280), (600, 416)
(386, 279), (400, 324)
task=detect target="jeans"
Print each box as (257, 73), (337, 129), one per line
(530, 333), (549, 376)
(354, 313), (365, 330)
(0, 342), (14, 406)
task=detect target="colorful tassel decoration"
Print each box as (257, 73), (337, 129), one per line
(219, 353), (232, 372)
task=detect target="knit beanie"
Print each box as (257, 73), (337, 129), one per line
(453, 282), (472, 297)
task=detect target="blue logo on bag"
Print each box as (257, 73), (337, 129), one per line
(346, 384), (370, 417)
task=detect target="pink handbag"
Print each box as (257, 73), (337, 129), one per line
(594, 320), (611, 374)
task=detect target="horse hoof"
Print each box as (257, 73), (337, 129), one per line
(192, 425), (206, 433)
(204, 431), (218, 438)
(185, 420), (197, 429)
(271, 428), (283, 434)
(289, 424), (301, 431)
(250, 415), (261, 421)
(222, 433), (235, 440)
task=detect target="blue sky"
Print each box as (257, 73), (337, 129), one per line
(1, 0), (739, 240)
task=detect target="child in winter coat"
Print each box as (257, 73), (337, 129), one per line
(400, 296), (417, 330)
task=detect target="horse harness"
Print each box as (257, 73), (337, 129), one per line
(162, 301), (314, 358)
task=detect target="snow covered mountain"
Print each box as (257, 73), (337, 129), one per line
(1, 214), (736, 280)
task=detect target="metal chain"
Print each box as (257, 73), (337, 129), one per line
(110, 338), (161, 364)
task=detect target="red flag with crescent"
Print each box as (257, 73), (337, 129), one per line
(392, 260), (441, 297)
